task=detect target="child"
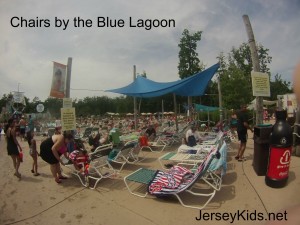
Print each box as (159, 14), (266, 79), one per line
(68, 149), (90, 174)
(27, 131), (40, 176)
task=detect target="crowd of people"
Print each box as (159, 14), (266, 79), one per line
(1, 106), (256, 184)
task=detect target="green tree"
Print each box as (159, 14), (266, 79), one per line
(217, 43), (272, 110)
(178, 29), (205, 109)
(178, 29), (204, 79)
(0, 94), (12, 113)
(44, 98), (63, 118)
(270, 74), (292, 100)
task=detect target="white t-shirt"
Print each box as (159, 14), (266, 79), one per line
(186, 129), (201, 142)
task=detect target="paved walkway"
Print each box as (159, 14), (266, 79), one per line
(0, 133), (299, 225)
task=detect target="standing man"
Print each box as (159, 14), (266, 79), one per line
(236, 105), (253, 161)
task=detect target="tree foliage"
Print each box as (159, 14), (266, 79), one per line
(178, 29), (204, 79)
(270, 74), (293, 99)
(214, 43), (291, 110)
(0, 34), (293, 120)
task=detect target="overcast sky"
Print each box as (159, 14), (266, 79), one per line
(1, 0), (299, 102)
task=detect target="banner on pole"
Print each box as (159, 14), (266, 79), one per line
(50, 62), (67, 98)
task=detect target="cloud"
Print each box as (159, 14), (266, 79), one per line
(0, 0), (299, 101)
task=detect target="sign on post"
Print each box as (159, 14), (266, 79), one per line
(63, 98), (72, 108)
(251, 72), (271, 97)
(61, 107), (76, 131)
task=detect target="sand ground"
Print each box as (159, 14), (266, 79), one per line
(0, 131), (299, 225)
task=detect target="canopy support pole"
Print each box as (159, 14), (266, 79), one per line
(173, 93), (178, 131)
(133, 65), (137, 130)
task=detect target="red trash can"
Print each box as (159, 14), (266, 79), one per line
(265, 110), (293, 188)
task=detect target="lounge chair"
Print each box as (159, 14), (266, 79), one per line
(199, 142), (227, 191)
(89, 143), (113, 161)
(61, 153), (90, 188)
(162, 123), (190, 145)
(201, 131), (224, 145)
(123, 147), (220, 210)
(158, 152), (208, 169)
(109, 140), (144, 172)
(139, 136), (167, 152)
(87, 155), (116, 189)
(62, 145), (116, 189)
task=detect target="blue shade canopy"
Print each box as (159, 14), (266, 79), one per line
(106, 63), (219, 98)
(194, 103), (219, 112)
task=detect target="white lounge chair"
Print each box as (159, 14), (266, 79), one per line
(124, 147), (220, 210)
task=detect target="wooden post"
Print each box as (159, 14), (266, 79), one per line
(66, 57), (72, 98)
(243, 15), (263, 125)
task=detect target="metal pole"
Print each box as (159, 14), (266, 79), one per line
(133, 65), (137, 130)
(162, 99), (164, 121)
(173, 93), (178, 131)
(66, 57), (72, 98)
(243, 15), (263, 125)
(217, 75), (223, 124)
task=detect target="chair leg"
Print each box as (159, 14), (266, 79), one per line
(174, 189), (216, 210)
(201, 171), (222, 191)
(62, 165), (89, 188)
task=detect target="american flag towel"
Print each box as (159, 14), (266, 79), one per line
(147, 165), (194, 195)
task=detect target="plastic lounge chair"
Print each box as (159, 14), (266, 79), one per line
(109, 140), (143, 172)
(139, 136), (166, 152)
(88, 155), (116, 189)
(158, 151), (210, 169)
(163, 123), (190, 145)
(89, 143), (113, 161)
(124, 148), (220, 210)
(157, 143), (218, 169)
(61, 154), (90, 188)
(198, 142), (227, 191)
(62, 146), (116, 189)
(201, 131), (224, 145)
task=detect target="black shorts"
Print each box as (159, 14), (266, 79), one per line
(20, 128), (26, 135)
(238, 132), (247, 143)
